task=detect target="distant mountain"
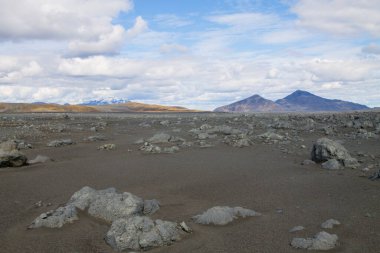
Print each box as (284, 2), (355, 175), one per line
(80, 98), (129, 106)
(0, 101), (198, 113)
(89, 102), (198, 113)
(214, 90), (369, 112)
(214, 94), (283, 112)
(275, 90), (369, 112)
(0, 103), (98, 113)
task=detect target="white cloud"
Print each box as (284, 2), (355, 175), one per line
(68, 25), (126, 57)
(260, 28), (310, 44)
(292, 0), (380, 37)
(126, 16), (149, 38)
(207, 12), (278, 30)
(304, 58), (379, 82)
(58, 56), (145, 77)
(160, 43), (188, 54)
(58, 56), (196, 80)
(0, 58), (43, 83)
(0, 0), (134, 56)
(154, 14), (193, 28)
(321, 82), (343, 90)
(0, 0), (132, 40)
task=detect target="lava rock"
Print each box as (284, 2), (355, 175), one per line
(291, 231), (338, 250)
(311, 138), (359, 168)
(105, 216), (181, 251)
(321, 219), (341, 229)
(193, 206), (261, 225)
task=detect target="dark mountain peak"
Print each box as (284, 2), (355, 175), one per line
(247, 94), (266, 100)
(214, 94), (282, 112)
(285, 90), (317, 99)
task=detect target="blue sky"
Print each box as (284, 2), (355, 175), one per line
(0, 0), (379, 109)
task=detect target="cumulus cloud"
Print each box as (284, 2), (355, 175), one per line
(126, 16), (149, 38)
(58, 56), (195, 79)
(0, 0), (134, 56)
(304, 58), (379, 82)
(68, 25), (126, 57)
(58, 56), (145, 78)
(292, 0), (380, 37)
(0, 58), (43, 83)
(0, 0), (132, 40)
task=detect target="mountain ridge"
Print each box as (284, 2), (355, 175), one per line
(214, 90), (369, 112)
(0, 101), (198, 113)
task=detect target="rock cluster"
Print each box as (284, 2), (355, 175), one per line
(30, 187), (185, 251)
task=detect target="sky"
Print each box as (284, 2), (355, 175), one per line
(0, 0), (379, 110)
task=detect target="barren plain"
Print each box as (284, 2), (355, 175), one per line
(0, 111), (379, 253)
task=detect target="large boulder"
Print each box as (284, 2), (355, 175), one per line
(106, 216), (181, 251)
(68, 187), (144, 223)
(87, 191), (143, 223)
(311, 138), (359, 168)
(0, 140), (28, 167)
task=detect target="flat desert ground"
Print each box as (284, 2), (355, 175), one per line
(0, 112), (379, 253)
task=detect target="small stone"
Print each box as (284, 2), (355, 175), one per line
(47, 139), (74, 147)
(29, 155), (51, 164)
(289, 226), (305, 233)
(322, 159), (342, 170)
(369, 169), (380, 180)
(34, 200), (43, 208)
(302, 159), (316, 165)
(321, 219), (341, 229)
(97, 144), (116, 150)
(180, 221), (192, 233)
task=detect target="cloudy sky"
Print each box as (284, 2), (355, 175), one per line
(0, 0), (379, 109)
